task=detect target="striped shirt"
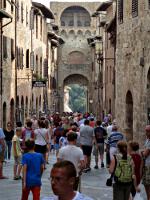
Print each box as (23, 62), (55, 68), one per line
(107, 131), (124, 148)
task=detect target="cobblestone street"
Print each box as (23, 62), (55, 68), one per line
(0, 153), (147, 200)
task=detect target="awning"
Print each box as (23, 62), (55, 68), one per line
(32, 2), (54, 19)
(106, 16), (116, 32)
(97, 1), (112, 11)
(0, 9), (12, 19)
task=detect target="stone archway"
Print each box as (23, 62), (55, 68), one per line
(125, 90), (133, 141)
(63, 74), (89, 113)
(3, 102), (6, 129)
(147, 68), (150, 124)
(10, 98), (15, 128)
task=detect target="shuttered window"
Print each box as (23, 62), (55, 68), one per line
(132, 0), (138, 17)
(21, 2), (24, 23)
(3, 36), (8, 59)
(40, 57), (42, 76)
(17, 1), (19, 21)
(30, 9), (34, 30)
(11, 39), (15, 60)
(26, 49), (29, 68)
(149, 0), (150, 9)
(43, 59), (48, 78)
(118, 0), (123, 24)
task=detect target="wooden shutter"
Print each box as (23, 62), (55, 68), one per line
(118, 0), (123, 24)
(21, 2), (24, 23)
(148, 0), (150, 9)
(43, 59), (48, 78)
(11, 38), (15, 60)
(30, 9), (34, 30)
(132, 0), (138, 17)
(3, 36), (7, 59)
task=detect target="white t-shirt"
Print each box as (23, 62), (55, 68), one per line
(57, 145), (84, 175)
(34, 128), (48, 146)
(42, 191), (94, 200)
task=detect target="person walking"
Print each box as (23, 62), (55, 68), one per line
(21, 139), (44, 200)
(0, 128), (7, 179)
(141, 125), (150, 200)
(57, 132), (85, 190)
(12, 127), (22, 180)
(128, 141), (143, 199)
(109, 141), (134, 200)
(34, 120), (49, 167)
(94, 120), (107, 168)
(80, 119), (94, 172)
(4, 122), (14, 161)
(107, 125), (125, 160)
(42, 160), (94, 200)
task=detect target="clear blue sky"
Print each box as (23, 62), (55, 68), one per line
(34, 0), (106, 7)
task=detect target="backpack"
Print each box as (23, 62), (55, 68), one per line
(114, 154), (133, 183)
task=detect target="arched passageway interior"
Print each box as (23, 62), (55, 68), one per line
(147, 68), (150, 124)
(63, 74), (88, 113)
(125, 91), (133, 140)
(10, 98), (15, 128)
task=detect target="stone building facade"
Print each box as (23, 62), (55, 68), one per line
(1, 0), (55, 127)
(116, 0), (150, 142)
(96, 1), (116, 119)
(50, 2), (100, 113)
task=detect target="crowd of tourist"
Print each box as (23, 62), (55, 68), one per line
(0, 111), (150, 200)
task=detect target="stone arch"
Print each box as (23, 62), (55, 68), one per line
(21, 96), (24, 125)
(85, 30), (91, 37)
(68, 30), (75, 38)
(60, 6), (91, 27)
(63, 74), (89, 112)
(16, 96), (20, 121)
(60, 30), (67, 38)
(68, 51), (85, 64)
(125, 90), (133, 141)
(77, 30), (83, 37)
(3, 102), (6, 129)
(64, 74), (89, 87)
(10, 98), (15, 128)
(147, 68), (150, 124)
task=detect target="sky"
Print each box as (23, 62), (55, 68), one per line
(34, 0), (106, 7)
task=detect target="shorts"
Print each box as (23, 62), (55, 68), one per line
(93, 145), (98, 156)
(97, 143), (104, 155)
(14, 156), (22, 165)
(35, 144), (47, 154)
(81, 145), (92, 156)
(142, 166), (150, 186)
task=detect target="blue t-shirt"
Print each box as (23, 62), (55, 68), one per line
(22, 152), (44, 187)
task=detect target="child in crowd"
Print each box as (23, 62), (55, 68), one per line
(12, 127), (22, 180)
(128, 141), (143, 199)
(21, 139), (44, 200)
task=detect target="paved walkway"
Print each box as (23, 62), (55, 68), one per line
(0, 153), (147, 200)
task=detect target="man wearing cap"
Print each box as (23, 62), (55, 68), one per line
(142, 125), (150, 200)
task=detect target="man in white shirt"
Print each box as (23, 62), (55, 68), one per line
(57, 132), (85, 190)
(42, 160), (94, 200)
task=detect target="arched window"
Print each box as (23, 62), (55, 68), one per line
(61, 21), (65, 26)
(60, 6), (91, 27)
